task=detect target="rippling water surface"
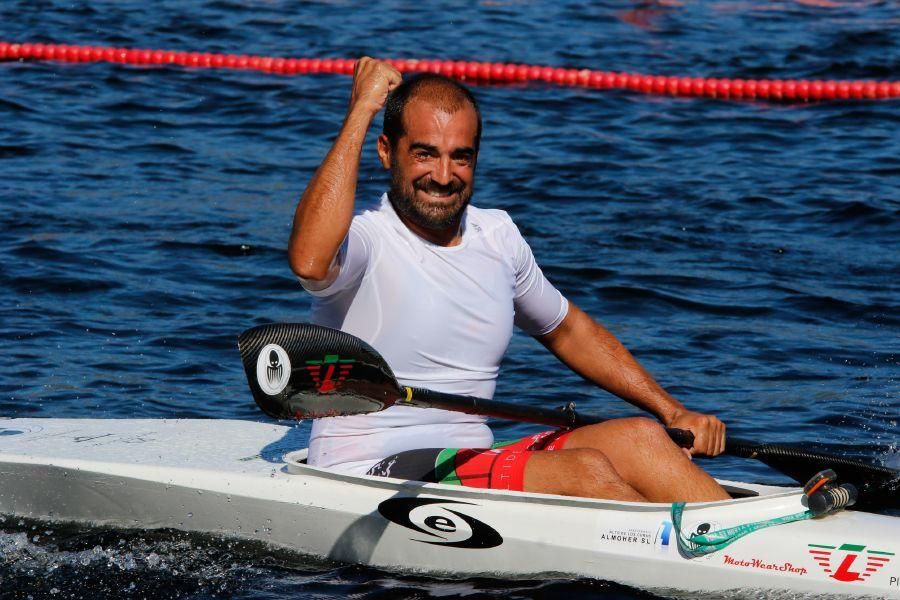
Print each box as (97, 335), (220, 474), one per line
(1, 1), (898, 598)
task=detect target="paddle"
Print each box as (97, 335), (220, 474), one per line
(237, 322), (898, 511)
(237, 322), (694, 446)
(722, 439), (897, 511)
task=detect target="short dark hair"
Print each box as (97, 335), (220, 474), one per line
(382, 73), (482, 150)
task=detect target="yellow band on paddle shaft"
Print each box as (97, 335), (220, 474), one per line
(404, 387), (413, 403)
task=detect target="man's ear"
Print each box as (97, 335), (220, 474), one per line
(377, 134), (392, 169)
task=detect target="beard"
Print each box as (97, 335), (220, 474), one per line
(388, 164), (473, 231)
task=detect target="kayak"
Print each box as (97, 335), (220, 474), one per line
(1, 418), (898, 598)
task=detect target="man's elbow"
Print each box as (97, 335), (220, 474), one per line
(289, 253), (332, 282)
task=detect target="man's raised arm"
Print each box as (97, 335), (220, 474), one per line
(538, 304), (727, 457)
(288, 58), (401, 286)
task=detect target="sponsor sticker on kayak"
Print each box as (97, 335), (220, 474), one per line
(722, 555), (807, 576)
(378, 498), (502, 549)
(598, 527), (656, 546)
(808, 543), (894, 583)
(654, 520), (673, 552)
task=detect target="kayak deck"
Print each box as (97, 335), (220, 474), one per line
(1, 418), (898, 598)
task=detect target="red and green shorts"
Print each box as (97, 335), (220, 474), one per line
(365, 429), (572, 491)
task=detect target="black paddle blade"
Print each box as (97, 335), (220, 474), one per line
(727, 439), (900, 512)
(237, 323), (404, 420)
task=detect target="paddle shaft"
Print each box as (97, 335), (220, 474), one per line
(406, 386), (696, 449)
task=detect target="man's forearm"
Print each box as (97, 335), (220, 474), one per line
(288, 107), (374, 281)
(288, 57), (401, 283)
(538, 304), (685, 423)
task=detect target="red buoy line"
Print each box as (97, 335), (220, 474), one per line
(2, 41), (898, 103)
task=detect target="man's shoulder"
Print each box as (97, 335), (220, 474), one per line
(355, 198), (389, 221)
(350, 197), (394, 234)
(467, 204), (519, 235)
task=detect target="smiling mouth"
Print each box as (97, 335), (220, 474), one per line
(417, 188), (458, 201)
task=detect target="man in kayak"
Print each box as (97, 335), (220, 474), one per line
(289, 58), (730, 502)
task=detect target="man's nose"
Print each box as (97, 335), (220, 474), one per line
(432, 156), (452, 185)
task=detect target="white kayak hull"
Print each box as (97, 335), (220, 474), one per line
(1, 418), (897, 598)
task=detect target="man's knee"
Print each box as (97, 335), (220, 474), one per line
(619, 416), (672, 447)
(561, 417), (673, 455)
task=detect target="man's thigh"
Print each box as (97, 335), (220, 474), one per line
(365, 429), (573, 491)
(521, 448), (645, 501)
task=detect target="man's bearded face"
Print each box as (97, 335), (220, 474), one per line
(381, 100), (478, 235)
(388, 161), (473, 230)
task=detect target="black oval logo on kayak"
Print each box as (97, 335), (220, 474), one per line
(378, 498), (503, 549)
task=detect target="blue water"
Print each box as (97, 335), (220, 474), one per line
(1, 0), (898, 598)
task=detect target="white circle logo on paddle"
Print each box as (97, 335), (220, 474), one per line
(256, 344), (291, 396)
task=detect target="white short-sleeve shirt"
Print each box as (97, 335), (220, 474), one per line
(304, 194), (568, 473)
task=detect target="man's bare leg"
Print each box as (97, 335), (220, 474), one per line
(523, 448), (648, 501)
(523, 417), (731, 502)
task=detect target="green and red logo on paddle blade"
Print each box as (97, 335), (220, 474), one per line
(808, 543), (894, 583)
(305, 355), (355, 393)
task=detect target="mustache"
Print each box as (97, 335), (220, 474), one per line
(414, 178), (465, 196)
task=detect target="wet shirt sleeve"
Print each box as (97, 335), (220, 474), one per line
(299, 220), (373, 297)
(510, 223), (569, 336)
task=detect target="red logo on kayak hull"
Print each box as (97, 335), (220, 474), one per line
(808, 543), (894, 583)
